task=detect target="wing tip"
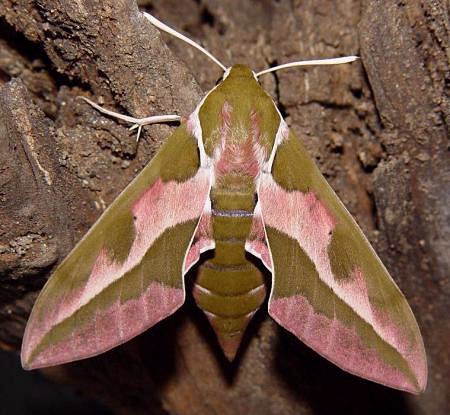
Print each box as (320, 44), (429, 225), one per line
(404, 338), (428, 394)
(21, 360), (42, 371)
(268, 295), (429, 394)
(377, 366), (427, 395)
(20, 343), (49, 371)
(20, 336), (33, 370)
(19, 284), (186, 371)
(20, 347), (42, 371)
(21, 358), (32, 371)
(411, 355), (428, 395)
(21, 351), (70, 371)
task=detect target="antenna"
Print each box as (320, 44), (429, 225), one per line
(79, 97), (181, 142)
(143, 12), (227, 72)
(256, 56), (359, 78)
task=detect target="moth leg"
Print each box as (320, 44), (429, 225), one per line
(79, 96), (181, 141)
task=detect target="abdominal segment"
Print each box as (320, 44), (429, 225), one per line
(193, 186), (266, 361)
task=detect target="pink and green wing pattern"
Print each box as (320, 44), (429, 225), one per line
(258, 126), (427, 394)
(21, 124), (210, 369)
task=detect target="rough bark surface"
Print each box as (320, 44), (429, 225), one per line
(0, 1), (448, 414)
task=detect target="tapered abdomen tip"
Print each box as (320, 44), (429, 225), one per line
(193, 257), (267, 363)
(217, 332), (243, 361)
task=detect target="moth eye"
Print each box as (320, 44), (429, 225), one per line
(133, 215), (137, 221)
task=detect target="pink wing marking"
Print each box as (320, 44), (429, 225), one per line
(214, 102), (268, 180)
(23, 169), (210, 365)
(76, 169), (208, 322)
(259, 174), (426, 387)
(270, 295), (425, 394)
(261, 173), (373, 326)
(26, 283), (183, 369)
(245, 203), (273, 271)
(184, 210), (215, 273)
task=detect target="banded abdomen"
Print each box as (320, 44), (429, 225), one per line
(193, 178), (266, 360)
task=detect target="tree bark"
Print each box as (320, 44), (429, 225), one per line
(0, 1), (448, 414)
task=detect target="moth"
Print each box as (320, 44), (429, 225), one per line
(21, 12), (427, 394)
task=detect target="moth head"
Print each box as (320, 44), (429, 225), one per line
(222, 65), (258, 83)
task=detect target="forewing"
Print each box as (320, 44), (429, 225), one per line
(260, 129), (427, 394)
(22, 124), (211, 369)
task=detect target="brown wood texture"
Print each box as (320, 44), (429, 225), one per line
(0, 1), (448, 414)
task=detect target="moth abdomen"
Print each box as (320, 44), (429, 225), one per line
(193, 189), (266, 360)
(193, 259), (266, 360)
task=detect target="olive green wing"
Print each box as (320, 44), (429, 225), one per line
(258, 130), (427, 394)
(22, 123), (211, 369)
